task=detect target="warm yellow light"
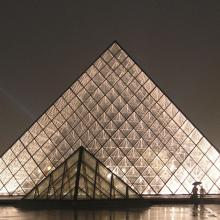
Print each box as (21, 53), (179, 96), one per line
(122, 168), (126, 173)
(170, 163), (175, 172)
(107, 173), (112, 179)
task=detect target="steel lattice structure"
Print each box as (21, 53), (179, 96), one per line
(25, 146), (139, 200)
(0, 42), (220, 196)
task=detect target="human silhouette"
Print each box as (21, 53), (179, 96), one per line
(192, 185), (198, 198)
(191, 185), (199, 205)
(200, 185), (206, 198)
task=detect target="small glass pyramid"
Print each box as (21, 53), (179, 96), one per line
(24, 146), (140, 200)
(0, 42), (220, 196)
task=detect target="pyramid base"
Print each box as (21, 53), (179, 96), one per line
(1, 196), (220, 209)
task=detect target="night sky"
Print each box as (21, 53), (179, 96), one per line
(0, 1), (219, 155)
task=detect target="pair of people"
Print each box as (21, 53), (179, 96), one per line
(192, 185), (206, 198)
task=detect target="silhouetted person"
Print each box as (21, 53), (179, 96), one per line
(200, 185), (206, 198)
(192, 185), (198, 198)
(191, 185), (198, 204)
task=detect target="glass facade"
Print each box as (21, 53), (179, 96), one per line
(25, 146), (139, 200)
(0, 42), (220, 196)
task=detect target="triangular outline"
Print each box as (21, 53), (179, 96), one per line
(0, 42), (219, 196)
(24, 146), (140, 200)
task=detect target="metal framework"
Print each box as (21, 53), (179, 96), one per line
(25, 146), (139, 200)
(0, 42), (220, 196)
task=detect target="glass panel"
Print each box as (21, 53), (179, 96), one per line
(24, 158), (37, 175)
(63, 89), (75, 103)
(129, 79), (141, 94)
(198, 155), (212, 173)
(17, 149), (30, 166)
(158, 95), (170, 110)
(5, 177), (19, 194)
(83, 151), (96, 170)
(166, 176), (181, 193)
(166, 120), (179, 136)
(98, 97), (111, 111)
(109, 57), (120, 70)
(206, 147), (219, 163)
(158, 166), (172, 183)
(2, 150), (15, 165)
(143, 147), (156, 164)
(33, 149), (46, 164)
(182, 138), (195, 154)
(208, 165), (220, 182)
(158, 111), (171, 126)
(92, 73), (104, 86)
(198, 137), (211, 154)
(29, 123), (42, 138)
(120, 138), (133, 154)
(190, 128), (202, 144)
(151, 87), (163, 101)
(121, 87), (133, 102)
(191, 165), (204, 181)
(181, 120), (194, 135)
(175, 166), (188, 183)
(150, 157), (164, 173)
(143, 79), (155, 93)
(61, 105), (73, 120)
(115, 49), (127, 62)
(173, 112), (186, 127)
(38, 115), (50, 129)
(54, 97), (67, 111)
(182, 156), (196, 173)
(102, 50), (113, 63)
(190, 147), (203, 163)
(35, 131), (48, 146)
(86, 65), (98, 79)
(127, 148), (140, 164)
(0, 168), (12, 184)
(129, 64), (141, 77)
(158, 147), (172, 163)
(151, 176), (163, 193)
(136, 71), (148, 85)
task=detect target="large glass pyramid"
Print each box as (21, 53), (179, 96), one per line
(0, 42), (220, 196)
(25, 146), (139, 200)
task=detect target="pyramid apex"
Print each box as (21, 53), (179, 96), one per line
(107, 41), (123, 55)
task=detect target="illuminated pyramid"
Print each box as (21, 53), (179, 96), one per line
(0, 42), (220, 197)
(25, 146), (139, 200)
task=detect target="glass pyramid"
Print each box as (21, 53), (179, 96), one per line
(24, 146), (139, 200)
(0, 42), (220, 196)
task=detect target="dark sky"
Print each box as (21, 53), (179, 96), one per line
(0, 0), (219, 155)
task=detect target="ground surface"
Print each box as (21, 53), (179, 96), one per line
(0, 204), (219, 219)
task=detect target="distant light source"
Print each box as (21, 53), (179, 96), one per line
(170, 164), (175, 172)
(122, 168), (126, 173)
(107, 173), (112, 179)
